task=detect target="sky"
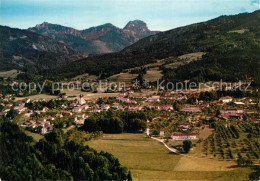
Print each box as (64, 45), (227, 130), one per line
(0, 0), (259, 31)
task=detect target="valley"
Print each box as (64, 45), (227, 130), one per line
(0, 8), (259, 181)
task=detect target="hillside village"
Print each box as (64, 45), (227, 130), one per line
(0, 81), (259, 160)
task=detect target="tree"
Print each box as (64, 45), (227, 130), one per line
(237, 157), (253, 166)
(182, 140), (192, 153)
(6, 108), (17, 119)
(84, 118), (100, 132)
(0, 104), (4, 111)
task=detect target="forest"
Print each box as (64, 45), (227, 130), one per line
(0, 118), (132, 180)
(84, 110), (147, 133)
(163, 29), (260, 84)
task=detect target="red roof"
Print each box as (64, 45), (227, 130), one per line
(219, 96), (232, 100)
(172, 133), (196, 136)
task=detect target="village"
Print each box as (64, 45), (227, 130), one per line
(0, 78), (259, 180)
(0, 82), (258, 138)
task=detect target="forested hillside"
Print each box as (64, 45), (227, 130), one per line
(36, 10), (259, 82)
(0, 120), (131, 180)
(0, 26), (82, 71)
(163, 27), (260, 83)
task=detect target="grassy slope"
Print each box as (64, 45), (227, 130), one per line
(87, 133), (252, 180)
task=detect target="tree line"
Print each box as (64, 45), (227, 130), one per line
(84, 110), (147, 133)
(0, 119), (132, 180)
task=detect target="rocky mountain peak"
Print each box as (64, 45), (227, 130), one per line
(36, 22), (50, 28)
(123, 20), (149, 32)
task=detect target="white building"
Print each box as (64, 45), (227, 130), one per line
(72, 106), (82, 113)
(77, 95), (86, 105)
(219, 96), (233, 103)
(171, 133), (197, 140)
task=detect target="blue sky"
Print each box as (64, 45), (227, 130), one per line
(0, 0), (259, 31)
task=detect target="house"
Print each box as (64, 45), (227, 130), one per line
(158, 129), (165, 137)
(128, 90), (134, 94)
(38, 123), (53, 134)
(72, 106), (82, 113)
(244, 109), (257, 114)
(40, 127), (48, 134)
(62, 95), (68, 100)
(63, 111), (73, 116)
(14, 106), (27, 114)
(220, 109), (244, 120)
(171, 133), (197, 140)
(5, 94), (12, 100)
(251, 118), (260, 124)
(6, 103), (13, 107)
(126, 100), (137, 104)
(130, 94), (144, 99)
(77, 113), (87, 119)
(148, 105), (160, 110)
(34, 110), (41, 115)
(46, 116), (55, 121)
(129, 106), (142, 112)
(101, 104), (110, 111)
(175, 95), (187, 100)
(56, 114), (63, 118)
(234, 102), (245, 105)
(220, 113), (243, 120)
(116, 97), (137, 104)
(82, 105), (90, 110)
(146, 96), (160, 102)
(219, 96), (233, 103)
(141, 89), (149, 94)
(179, 123), (191, 131)
(180, 106), (201, 113)
(24, 112), (33, 117)
(160, 105), (174, 111)
(22, 120), (37, 128)
(220, 109), (244, 114)
(163, 96), (173, 100)
(24, 98), (31, 103)
(0, 112), (7, 116)
(70, 103), (77, 107)
(93, 109), (101, 113)
(37, 117), (47, 123)
(41, 107), (49, 113)
(92, 104), (100, 109)
(4, 109), (10, 113)
(112, 103), (120, 109)
(77, 95), (86, 105)
(17, 102), (25, 107)
(38, 120), (53, 134)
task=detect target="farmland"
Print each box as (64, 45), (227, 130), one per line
(87, 133), (253, 180)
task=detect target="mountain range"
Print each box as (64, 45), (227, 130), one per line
(0, 25), (83, 71)
(53, 10), (259, 83)
(0, 10), (259, 84)
(0, 20), (158, 71)
(28, 20), (159, 54)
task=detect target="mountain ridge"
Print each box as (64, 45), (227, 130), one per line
(28, 20), (159, 54)
(48, 10), (260, 83)
(0, 25), (83, 71)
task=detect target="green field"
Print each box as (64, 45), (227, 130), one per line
(143, 67), (163, 82)
(164, 52), (205, 69)
(15, 94), (58, 101)
(108, 72), (138, 84)
(24, 130), (44, 142)
(87, 133), (252, 180)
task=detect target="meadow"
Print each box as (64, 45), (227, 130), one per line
(87, 133), (252, 180)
